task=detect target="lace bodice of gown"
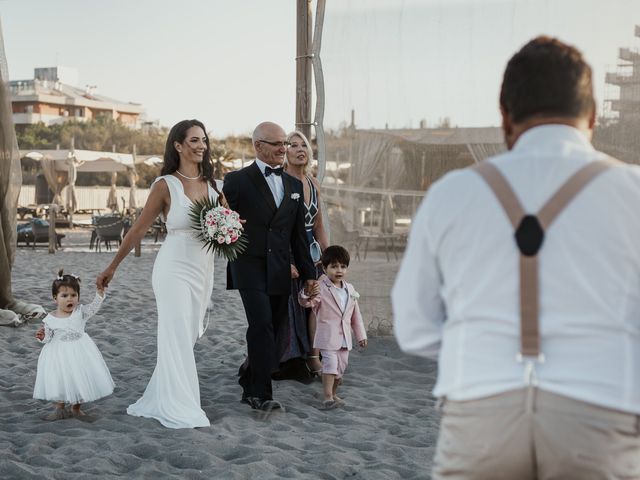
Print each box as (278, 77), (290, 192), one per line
(40, 293), (104, 343)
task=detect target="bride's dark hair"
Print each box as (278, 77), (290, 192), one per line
(161, 119), (221, 195)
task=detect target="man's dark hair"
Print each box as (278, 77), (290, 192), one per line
(500, 36), (595, 123)
(321, 245), (350, 268)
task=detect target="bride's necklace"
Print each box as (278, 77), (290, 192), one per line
(176, 169), (201, 180)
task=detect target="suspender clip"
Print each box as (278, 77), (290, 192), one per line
(515, 352), (545, 364)
(516, 352), (545, 386)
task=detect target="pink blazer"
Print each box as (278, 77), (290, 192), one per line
(299, 274), (367, 351)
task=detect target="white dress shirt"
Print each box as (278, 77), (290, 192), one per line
(334, 282), (349, 348)
(255, 158), (284, 207)
(333, 282), (349, 312)
(392, 124), (640, 414)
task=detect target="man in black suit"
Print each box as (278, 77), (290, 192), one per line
(223, 121), (317, 411)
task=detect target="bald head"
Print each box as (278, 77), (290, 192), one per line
(252, 122), (286, 144)
(252, 121), (287, 166)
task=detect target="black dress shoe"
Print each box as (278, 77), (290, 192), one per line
(242, 396), (260, 408)
(250, 398), (283, 412)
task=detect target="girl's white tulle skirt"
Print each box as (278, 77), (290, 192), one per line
(33, 334), (114, 404)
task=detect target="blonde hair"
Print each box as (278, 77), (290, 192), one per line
(284, 130), (314, 175)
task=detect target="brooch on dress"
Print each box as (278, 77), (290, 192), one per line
(291, 193), (300, 200)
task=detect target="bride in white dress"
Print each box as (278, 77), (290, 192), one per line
(96, 119), (220, 429)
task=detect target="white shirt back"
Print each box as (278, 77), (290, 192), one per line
(392, 124), (640, 414)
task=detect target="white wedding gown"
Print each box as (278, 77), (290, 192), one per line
(127, 175), (217, 429)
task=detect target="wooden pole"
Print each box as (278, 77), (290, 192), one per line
(68, 136), (75, 229)
(296, 0), (313, 140)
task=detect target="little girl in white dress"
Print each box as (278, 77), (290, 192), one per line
(33, 269), (114, 420)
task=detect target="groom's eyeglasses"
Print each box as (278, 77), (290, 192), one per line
(258, 139), (290, 148)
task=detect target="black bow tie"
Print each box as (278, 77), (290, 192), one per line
(264, 166), (283, 177)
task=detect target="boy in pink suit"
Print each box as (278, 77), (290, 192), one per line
(299, 245), (367, 410)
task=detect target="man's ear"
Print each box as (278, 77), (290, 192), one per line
(500, 105), (512, 135)
(500, 105), (516, 149)
(588, 108), (596, 130)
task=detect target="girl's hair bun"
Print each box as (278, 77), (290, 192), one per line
(52, 269), (81, 296)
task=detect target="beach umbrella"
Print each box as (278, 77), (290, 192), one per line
(128, 145), (139, 210)
(107, 172), (118, 211)
(65, 156), (78, 213)
(39, 157), (67, 206)
(127, 168), (138, 210)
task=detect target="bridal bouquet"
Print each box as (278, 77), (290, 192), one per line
(189, 197), (247, 260)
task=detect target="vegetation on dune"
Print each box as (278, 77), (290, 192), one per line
(16, 119), (252, 188)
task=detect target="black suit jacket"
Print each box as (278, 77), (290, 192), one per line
(223, 162), (315, 295)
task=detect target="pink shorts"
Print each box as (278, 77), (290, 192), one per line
(320, 349), (349, 378)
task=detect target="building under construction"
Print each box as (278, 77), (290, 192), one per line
(605, 25), (640, 122)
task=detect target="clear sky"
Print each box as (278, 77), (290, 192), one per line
(2, 0), (640, 136)
(322, 0), (640, 130)
(1, 0), (298, 138)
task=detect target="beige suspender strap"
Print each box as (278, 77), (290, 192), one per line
(474, 159), (616, 359)
(537, 159), (617, 229)
(475, 162), (541, 357)
(519, 256), (539, 356)
(474, 162), (525, 229)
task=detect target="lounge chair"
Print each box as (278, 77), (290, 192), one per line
(17, 218), (65, 249)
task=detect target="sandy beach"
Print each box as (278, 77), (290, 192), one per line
(1, 231), (438, 479)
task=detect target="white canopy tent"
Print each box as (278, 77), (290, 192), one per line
(21, 149), (162, 215)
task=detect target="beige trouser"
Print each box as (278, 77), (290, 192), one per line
(433, 388), (640, 480)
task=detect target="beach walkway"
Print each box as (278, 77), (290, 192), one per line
(1, 245), (438, 479)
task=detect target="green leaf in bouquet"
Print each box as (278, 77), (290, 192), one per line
(188, 196), (248, 261)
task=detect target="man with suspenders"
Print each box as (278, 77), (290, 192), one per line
(393, 36), (640, 479)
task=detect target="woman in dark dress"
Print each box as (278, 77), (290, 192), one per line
(275, 130), (329, 381)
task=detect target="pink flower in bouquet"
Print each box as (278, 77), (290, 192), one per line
(190, 196), (248, 260)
